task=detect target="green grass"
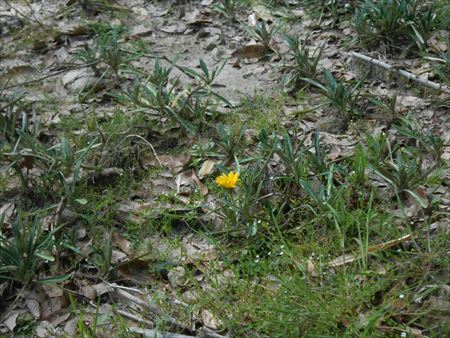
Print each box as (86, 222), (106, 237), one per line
(1, 1), (448, 337)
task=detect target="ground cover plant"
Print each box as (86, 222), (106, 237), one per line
(0, 0), (449, 337)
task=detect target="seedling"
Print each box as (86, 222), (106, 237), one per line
(212, 0), (241, 20)
(119, 58), (229, 133)
(245, 21), (277, 49)
(0, 213), (65, 285)
(283, 35), (324, 92)
(354, 0), (437, 52)
(304, 70), (363, 123)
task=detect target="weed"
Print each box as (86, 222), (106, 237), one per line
(304, 70), (362, 123)
(353, 0), (437, 53)
(425, 37), (450, 86)
(72, 26), (140, 100)
(0, 91), (27, 143)
(2, 125), (99, 203)
(273, 132), (309, 189)
(366, 120), (443, 205)
(283, 35), (324, 93)
(0, 212), (66, 285)
(212, 0), (241, 20)
(245, 21), (277, 49)
(119, 58), (229, 133)
(300, 0), (351, 25)
(216, 123), (246, 161)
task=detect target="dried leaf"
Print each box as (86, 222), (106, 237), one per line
(64, 317), (78, 337)
(307, 259), (316, 274)
(198, 160), (217, 178)
(186, 9), (213, 25)
(35, 321), (55, 338)
(231, 45), (271, 59)
(248, 13), (257, 27)
(0, 65), (35, 82)
(427, 30), (449, 53)
(252, 5), (273, 22)
(143, 154), (190, 173)
(200, 309), (222, 330)
(190, 170), (208, 196)
(0, 203), (15, 225)
(26, 298), (40, 319)
(167, 266), (187, 287)
(117, 259), (153, 283)
(3, 310), (19, 331)
(112, 232), (133, 255)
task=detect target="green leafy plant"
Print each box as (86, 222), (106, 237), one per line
(282, 35), (324, 92)
(212, 0), (241, 20)
(425, 37), (450, 86)
(216, 123), (246, 161)
(0, 92), (27, 143)
(72, 26), (140, 100)
(245, 21), (277, 49)
(353, 0), (437, 52)
(305, 70), (363, 123)
(2, 126), (99, 202)
(119, 58), (229, 133)
(367, 120), (443, 205)
(216, 167), (267, 236)
(299, 0), (351, 24)
(274, 132), (309, 190)
(0, 213), (66, 285)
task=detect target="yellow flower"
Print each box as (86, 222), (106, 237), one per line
(216, 171), (239, 190)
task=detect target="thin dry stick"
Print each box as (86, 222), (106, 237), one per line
(123, 134), (163, 167)
(350, 51), (450, 95)
(128, 327), (195, 338)
(113, 287), (191, 332)
(200, 327), (227, 338)
(3, 61), (100, 89)
(115, 309), (154, 327)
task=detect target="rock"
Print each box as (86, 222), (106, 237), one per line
(62, 68), (97, 93)
(167, 266), (187, 287)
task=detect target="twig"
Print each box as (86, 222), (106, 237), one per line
(3, 0), (46, 31)
(113, 287), (191, 332)
(108, 282), (143, 294)
(3, 61), (100, 89)
(115, 309), (154, 328)
(128, 327), (195, 338)
(350, 51), (450, 95)
(122, 134), (163, 167)
(53, 197), (66, 228)
(200, 327), (228, 338)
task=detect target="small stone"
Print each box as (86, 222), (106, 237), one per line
(168, 266), (187, 287)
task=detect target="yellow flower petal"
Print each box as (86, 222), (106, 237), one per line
(216, 171), (239, 189)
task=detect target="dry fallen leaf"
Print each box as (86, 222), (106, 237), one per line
(307, 259), (316, 275)
(427, 30), (449, 53)
(117, 259), (153, 283)
(3, 310), (19, 331)
(198, 160), (217, 178)
(200, 309), (222, 330)
(0, 202), (15, 226)
(0, 65), (35, 82)
(26, 298), (41, 319)
(186, 9), (213, 25)
(231, 45), (272, 59)
(112, 232), (133, 255)
(143, 154), (190, 173)
(190, 170), (209, 196)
